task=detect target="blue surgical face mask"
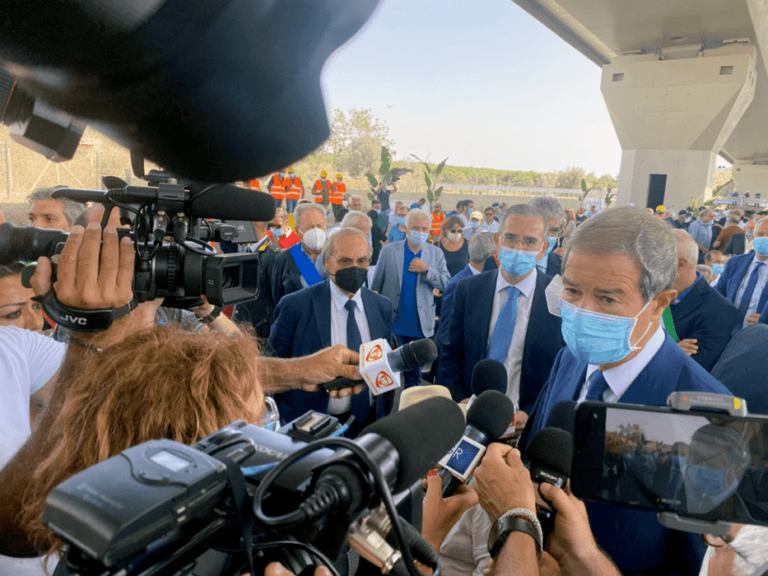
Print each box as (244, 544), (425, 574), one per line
(754, 236), (768, 256)
(683, 465), (740, 515)
(746, 232), (754, 239)
(498, 246), (538, 277)
(544, 236), (558, 256)
(711, 263), (725, 275)
(705, 220), (713, 227)
(409, 230), (428, 247)
(272, 227), (283, 237)
(470, 221), (480, 229)
(560, 299), (652, 365)
(466, 208), (474, 215)
(397, 217), (406, 225)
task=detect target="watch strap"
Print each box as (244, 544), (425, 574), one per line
(489, 516), (541, 559)
(199, 306), (223, 324)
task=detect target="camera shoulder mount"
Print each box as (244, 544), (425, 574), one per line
(41, 292), (138, 333)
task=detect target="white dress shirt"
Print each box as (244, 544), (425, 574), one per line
(458, 213), (469, 227)
(488, 268), (538, 408)
(328, 280), (372, 414)
(577, 326), (665, 404)
(480, 220), (499, 233)
(734, 254), (768, 327)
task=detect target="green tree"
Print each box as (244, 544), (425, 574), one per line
(557, 166), (586, 190)
(411, 154), (448, 203)
(365, 146), (410, 201)
(336, 135), (381, 177)
(322, 108), (396, 159)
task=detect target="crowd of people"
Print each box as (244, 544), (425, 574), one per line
(1, 184), (767, 576)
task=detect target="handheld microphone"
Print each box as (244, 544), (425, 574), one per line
(439, 390), (515, 497)
(470, 359), (508, 396)
(322, 338), (438, 393)
(525, 426), (573, 543)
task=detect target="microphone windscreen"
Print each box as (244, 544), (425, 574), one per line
(361, 397), (465, 492)
(466, 390), (515, 440)
(52, 188), (109, 204)
(525, 427), (572, 477)
(389, 338), (438, 373)
(470, 359), (508, 397)
(188, 184), (276, 222)
(546, 401), (577, 436)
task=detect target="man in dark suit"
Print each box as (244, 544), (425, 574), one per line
(669, 230), (739, 371)
(439, 204), (563, 418)
(527, 196), (565, 278)
(271, 202), (328, 306)
(724, 218), (755, 256)
(526, 207), (731, 576)
(269, 228), (394, 434)
(715, 217), (768, 331)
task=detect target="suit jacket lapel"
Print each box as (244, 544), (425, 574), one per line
(312, 281), (332, 347)
(361, 288), (386, 340)
(395, 242), (404, 287)
(672, 277), (706, 322)
(478, 270), (498, 357)
(731, 255), (754, 301)
(523, 274), (546, 357)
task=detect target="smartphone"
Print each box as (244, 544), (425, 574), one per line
(571, 402), (768, 527)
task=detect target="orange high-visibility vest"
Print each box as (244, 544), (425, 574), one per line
(330, 182), (345, 205)
(313, 179), (331, 203)
(268, 174), (285, 200)
(283, 176), (302, 200)
(248, 179), (261, 190)
(431, 211), (445, 235)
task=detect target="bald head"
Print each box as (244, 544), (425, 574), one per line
(671, 229), (699, 294)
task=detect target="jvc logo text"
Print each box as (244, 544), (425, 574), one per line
(63, 315), (87, 325)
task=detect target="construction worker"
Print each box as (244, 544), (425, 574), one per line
(248, 178), (261, 190)
(312, 170), (332, 209)
(330, 173), (346, 218)
(282, 167), (304, 214)
(430, 201), (445, 243)
(266, 170), (286, 208)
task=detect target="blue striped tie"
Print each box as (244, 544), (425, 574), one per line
(345, 300), (362, 352)
(585, 370), (609, 401)
(488, 286), (519, 363)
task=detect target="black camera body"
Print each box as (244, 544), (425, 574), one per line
(0, 170), (275, 315)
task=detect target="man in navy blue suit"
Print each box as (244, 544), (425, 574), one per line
(669, 229), (739, 371)
(528, 196), (565, 277)
(526, 207), (731, 576)
(715, 217), (768, 331)
(438, 204), (563, 419)
(269, 227), (395, 435)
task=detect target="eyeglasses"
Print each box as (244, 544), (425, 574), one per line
(331, 256), (371, 266)
(500, 234), (543, 250)
(549, 227), (563, 235)
(700, 533), (734, 548)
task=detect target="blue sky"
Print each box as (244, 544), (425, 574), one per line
(321, 0), (622, 177)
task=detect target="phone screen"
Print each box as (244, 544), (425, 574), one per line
(571, 403), (768, 526)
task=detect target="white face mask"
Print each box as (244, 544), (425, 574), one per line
(447, 232), (461, 242)
(302, 227), (327, 250)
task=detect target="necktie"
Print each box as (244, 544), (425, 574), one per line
(737, 261), (764, 320)
(584, 370), (609, 401)
(345, 300), (362, 352)
(488, 286), (520, 363)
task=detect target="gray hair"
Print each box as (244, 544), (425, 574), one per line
(321, 227), (373, 263)
(697, 265), (712, 280)
(728, 211), (742, 225)
(672, 229), (699, 267)
(341, 210), (372, 231)
(563, 206), (678, 302)
(349, 194), (362, 203)
(468, 232), (496, 264)
(294, 202), (325, 228)
(27, 185), (84, 226)
(756, 216), (768, 231)
(664, 209), (676, 219)
(527, 196), (564, 227)
(498, 204), (547, 238)
(699, 208), (713, 218)
(405, 208), (430, 228)
(704, 250), (723, 264)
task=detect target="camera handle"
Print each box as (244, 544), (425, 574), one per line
(39, 291), (138, 333)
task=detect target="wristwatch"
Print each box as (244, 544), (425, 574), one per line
(488, 512), (542, 559)
(199, 306), (223, 324)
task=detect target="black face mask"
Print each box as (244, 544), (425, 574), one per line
(334, 266), (368, 294)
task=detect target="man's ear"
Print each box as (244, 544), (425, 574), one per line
(537, 239), (550, 261)
(650, 289), (677, 319)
